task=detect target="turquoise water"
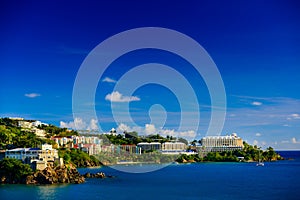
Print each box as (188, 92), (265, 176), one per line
(1, 151), (300, 200)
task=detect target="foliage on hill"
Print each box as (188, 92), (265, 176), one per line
(0, 158), (86, 184)
(58, 148), (101, 167)
(0, 158), (33, 184)
(101, 132), (188, 146)
(0, 118), (78, 149)
(176, 142), (282, 163)
(95, 151), (179, 165)
(176, 154), (202, 163)
(39, 124), (79, 137)
(234, 142), (282, 161)
(0, 124), (53, 149)
(0, 118), (101, 169)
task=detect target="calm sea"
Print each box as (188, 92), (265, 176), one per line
(1, 151), (300, 200)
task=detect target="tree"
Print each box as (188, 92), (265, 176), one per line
(0, 158), (33, 183)
(190, 139), (198, 146)
(124, 131), (138, 139)
(265, 146), (277, 161)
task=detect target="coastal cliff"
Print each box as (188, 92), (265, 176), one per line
(25, 164), (85, 184)
(0, 158), (107, 185)
(0, 161), (85, 184)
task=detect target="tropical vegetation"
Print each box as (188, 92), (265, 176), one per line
(58, 148), (100, 167)
(0, 158), (33, 183)
(0, 118), (78, 149)
(176, 141), (283, 163)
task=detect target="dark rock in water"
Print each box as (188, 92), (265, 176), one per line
(84, 172), (91, 178)
(83, 172), (106, 178)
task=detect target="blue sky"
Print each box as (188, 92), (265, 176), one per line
(1, 0), (300, 149)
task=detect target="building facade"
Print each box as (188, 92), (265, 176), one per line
(5, 144), (59, 162)
(162, 142), (186, 151)
(137, 142), (161, 152)
(200, 133), (244, 152)
(79, 143), (101, 155)
(118, 145), (141, 155)
(5, 144), (61, 170)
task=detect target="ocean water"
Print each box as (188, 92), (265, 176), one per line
(1, 151), (300, 200)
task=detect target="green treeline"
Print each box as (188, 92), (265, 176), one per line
(41, 124), (79, 138)
(58, 148), (101, 167)
(176, 142), (283, 163)
(0, 158), (33, 183)
(0, 118), (100, 168)
(101, 132), (189, 145)
(0, 121), (49, 149)
(0, 118), (78, 149)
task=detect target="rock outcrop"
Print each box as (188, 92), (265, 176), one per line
(75, 160), (100, 168)
(83, 172), (106, 179)
(25, 164), (85, 184)
(1, 162), (111, 185)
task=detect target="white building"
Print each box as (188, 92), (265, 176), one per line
(8, 117), (24, 120)
(18, 121), (33, 129)
(72, 136), (102, 145)
(137, 142), (161, 152)
(79, 143), (101, 155)
(200, 133), (244, 152)
(51, 136), (73, 147)
(32, 120), (42, 127)
(34, 128), (46, 138)
(5, 144), (59, 165)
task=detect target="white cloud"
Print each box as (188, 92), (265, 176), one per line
(163, 130), (196, 139)
(114, 123), (196, 140)
(145, 124), (156, 135)
(280, 138), (300, 144)
(60, 118), (98, 130)
(116, 123), (132, 133)
(255, 133), (261, 137)
(292, 137), (300, 144)
(253, 140), (258, 145)
(291, 113), (300, 119)
(25, 93), (41, 98)
(60, 118), (86, 130)
(252, 101), (262, 106)
(105, 91), (140, 102)
(102, 77), (116, 83)
(88, 119), (98, 130)
(252, 140), (266, 147)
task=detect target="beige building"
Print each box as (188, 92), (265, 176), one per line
(18, 120), (33, 129)
(200, 133), (244, 152)
(162, 142), (187, 151)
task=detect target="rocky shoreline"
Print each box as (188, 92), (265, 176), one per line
(1, 164), (108, 185)
(25, 164), (85, 184)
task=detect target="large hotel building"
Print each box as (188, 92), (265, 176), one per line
(200, 133), (244, 152)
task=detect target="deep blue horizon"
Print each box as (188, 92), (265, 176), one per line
(1, 0), (300, 149)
